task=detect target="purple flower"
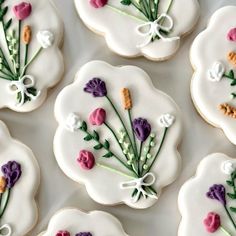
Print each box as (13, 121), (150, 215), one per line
(84, 78), (107, 97)
(206, 184), (226, 206)
(1, 161), (22, 188)
(75, 233), (92, 236)
(132, 118), (151, 142)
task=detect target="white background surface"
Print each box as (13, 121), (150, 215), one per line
(0, 0), (236, 235)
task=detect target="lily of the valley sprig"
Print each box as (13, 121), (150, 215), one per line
(65, 77), (175, 203)
(89, 0), (179, 48)
(0, 161), (21, 236)
(0, 0), (54, 106)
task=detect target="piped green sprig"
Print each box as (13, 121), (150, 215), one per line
(226, 170), (236, 213)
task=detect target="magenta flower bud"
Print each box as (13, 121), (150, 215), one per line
(89, 0), (108, 8)
(227, 28), (236, 41)
(203, 212), (221, 233)
(56, 230), (70, 236)
(13, 2), (32, 20)
(77, 150), (95, 170)
(89, 108), (106, 126)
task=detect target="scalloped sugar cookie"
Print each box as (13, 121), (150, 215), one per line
(178, 153), (236, 236)
(0, 0), (63, 112)
(38, 208), (129, 236)
(54, 60), (182, 209)
(0, 120), (40, 236)
(190, 6), (236, 145)
(75, 0), (199, 61)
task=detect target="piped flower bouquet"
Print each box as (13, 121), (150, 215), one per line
(66, 77), (175, 203)
(0, 161), (21, 236)
(0, 1), (54, 106)
(89, 0), (179, 48)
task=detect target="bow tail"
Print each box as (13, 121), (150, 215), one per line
(137, 35), (153, 48)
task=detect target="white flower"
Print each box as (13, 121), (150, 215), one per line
(207, 61), (225, 82)
(158, 113), (175, 128)
(221, 160), (235, 175)
(65, 113), (82, 132)
(37, 30), (54, 48)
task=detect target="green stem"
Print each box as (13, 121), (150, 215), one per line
(24, 44), (29, 67)
(0, 188), (11, 218)
(96, 163), (136, 179)
(128, 109), (138, 158)
(220, 226), (232, 236)
(0, 75), (13, 81)
(0, 69), (14, 79)
(145, 127), (168, 173)
(106, 95), (136, 158)
(21, 47), (43, 77)
(0, 48), (15, 77)
(224, 205), (236, 230)
(154, 0), (159, 19)
(104, 122), (129, 161)
(17, 20), (22, 75)
(139, 0), (152, 21)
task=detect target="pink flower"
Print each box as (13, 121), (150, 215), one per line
(56, 230), (70, 236)
(89, 0), (108, 8)
(89, 108), (106, 126)
(13, 2), (32, 20)
(77, 150), (95, 170)
(227, 28), (236, 41)
(203, 212), (221, 233)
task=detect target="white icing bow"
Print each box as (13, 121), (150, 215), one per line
(65, 113), (82, 132)
(7, 75), (40, 107)
(37, 30), (54, 49)
(120, 172), (158, 203)
(158, 113), (175, 128)
(0, 224), (12, 236)
(221, 160), (235, 175)
(208, 61), (225, 82)
(136, 13), (180, 48)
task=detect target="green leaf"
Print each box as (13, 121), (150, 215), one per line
(104, 139), (110, 149)
(230, 207), (236, 213)
(84, 134), (93, 141)
(0, 6), (8, 20)
(229, 70), (235, 79)
(93, 131), (99, 141)
(94, 144), (103, 150)
(0, 0), (5, 5)
(120, 0), (131, 5)
(231, 80), (236, 86)
(227, 180), (234, 187)
(227, 193), (236, 199)
(103, 152), (113, 158)
(4, 18), (12, 31)
(81, 121), (87, 131)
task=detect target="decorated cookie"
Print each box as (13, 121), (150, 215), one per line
(0, 0), (63, 112)
(0, 120), (40, 236)
(178, 153), (236, 236)
(190, 6), (236, 145)
(54, 60), (182, 209)
(74, 0), (199, 61)
(38, 208), (129, 236)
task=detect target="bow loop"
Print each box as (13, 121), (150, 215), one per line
(136, 13), (180, 48)
(120, 172), (158, 203)
(0, 224), (12, 236)
(7, 75), (40, 107)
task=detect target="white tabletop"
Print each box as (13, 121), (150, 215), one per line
(1, 0), (236, 235)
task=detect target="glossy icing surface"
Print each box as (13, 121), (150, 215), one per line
(75, 0), (199, 60)
(38, 208), (129, 236)
(0, 120), (40, 236)
(178, 153), (236, 236)
(54, 61), (182, 209)
(191, 6), (236, 145)
(0, 0), (63, 112)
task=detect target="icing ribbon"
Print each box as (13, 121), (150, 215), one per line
(136, 13), (180, 48)
(120, 172), (158, 203)
(0, 224), (12, 236)
(7, 75), (40, 107)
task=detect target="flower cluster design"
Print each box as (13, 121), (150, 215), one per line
(56, 231), (92, 236)
(0, 1), (54, 107)
(0, 161), (21, 235)
(65, 77), (175, 203)
(204, 161), (236, 235)
(88, 0), (179, 48)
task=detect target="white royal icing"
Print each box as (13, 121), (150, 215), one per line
(54, 61), (182, 209)
(75, 0), (199, 60)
